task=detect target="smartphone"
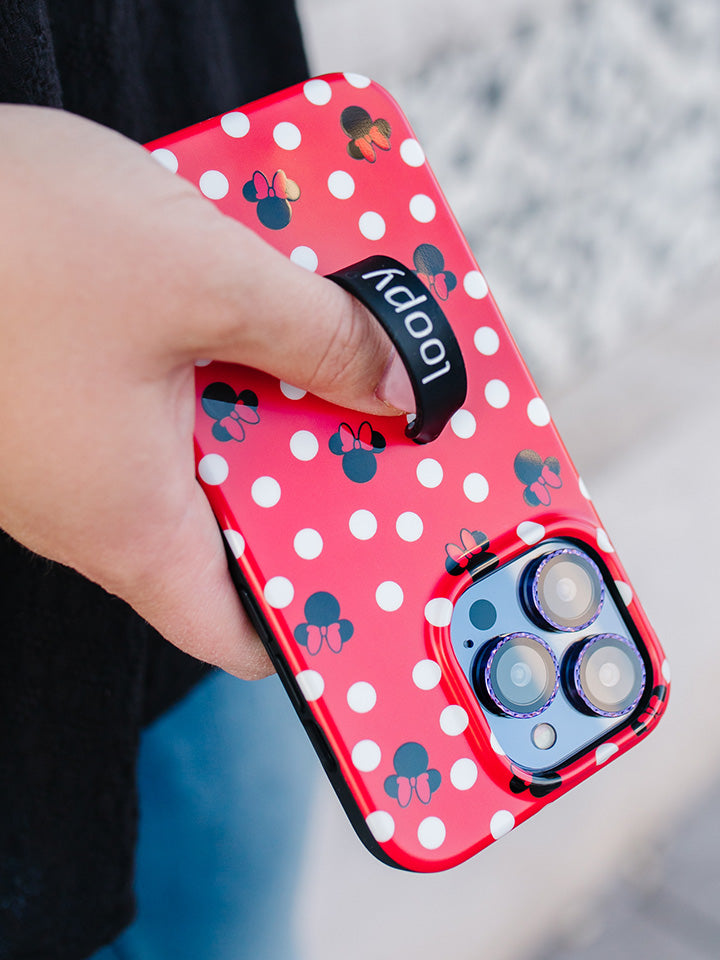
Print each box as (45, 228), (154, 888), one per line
(146, 73), (669, 872)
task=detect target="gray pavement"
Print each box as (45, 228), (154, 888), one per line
(293, 2), (720, 957)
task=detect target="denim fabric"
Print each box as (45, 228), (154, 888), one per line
(89, 670), (317, 960)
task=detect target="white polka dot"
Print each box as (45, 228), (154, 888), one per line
(464, 271), (489, 299)
(289, 430), (319, 462)
(222, 528), (245, 558)
(424, 598), (453, 627)
(263, 576), (294, 608)
(485, 379), (510, 408)
(416, 458), (443, 488)
(596, 528), (614, 552)
(279, 381), (306, 400)
(418, 817), (446, 850)
(290, 246), (318, 271)
(198, 453), (228, 485)
(409, 194), (436, 223)
(293, 528), (323, 560)
(352, 739), (381, 772)
(400, 138), (425, 167)
(662, 659), (671, 683)
(273, 121), (301, 150)
(150, 148), (178, 173)
(296, 669), (324, 701)
(251, 476), (281, 508)
(474, 326), (499, 355)
(440, 705), (469, 736)
(376, 581), (403, 612)
(463, 473), (489, 503)
(527, 397), (551, 427)
(358, 211), (386, 240)
(303, 78), (332, 105)
(517, 521), (545, 545)
(595, 743), (619, 765)
(490, 810), (515, 840)
(199, 170), (229, 200)
(194, 358), (212, 367)
(451, 409), (476, 438)
(615, 580), (633, 605)
(412, 659), (441, 691)
(344, 72), (371, 88)
(450, 758), (478, 791)
(347, 681), (377, 713)
(327, 170), (355, 199)
(396, 512), (423, 542)
(349, 509), (377, 540)
(490, 733), (506, 756)
(579, 477), (592, 499)
(366, 810), (395, 842)
(220, 111), (250, 138)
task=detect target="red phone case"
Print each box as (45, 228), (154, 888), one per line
(146, 73), (669, 872)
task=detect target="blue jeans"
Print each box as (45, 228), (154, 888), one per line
(90, 670), (317, 960)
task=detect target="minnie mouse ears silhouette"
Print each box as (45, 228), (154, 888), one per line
(327, 255), (467, 444)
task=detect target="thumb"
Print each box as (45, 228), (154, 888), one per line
(174, 214), (416, 416)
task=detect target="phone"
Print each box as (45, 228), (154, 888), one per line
(146, 73), (669, 872)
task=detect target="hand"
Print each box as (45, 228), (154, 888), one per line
(0, 105), (414, 679)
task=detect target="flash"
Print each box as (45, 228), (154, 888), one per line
(531, 722), (557, 750)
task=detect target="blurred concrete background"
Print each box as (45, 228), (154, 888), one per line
(291, 1), (720, 958)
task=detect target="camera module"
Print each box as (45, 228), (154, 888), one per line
(564, 633), (646, 718)
(523, 548), (604, 632)
(474, 632), (559, 719)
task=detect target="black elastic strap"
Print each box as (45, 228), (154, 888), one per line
(327, 256), (467, 444)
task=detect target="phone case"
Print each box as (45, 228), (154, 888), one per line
(146, 73), (669, 872)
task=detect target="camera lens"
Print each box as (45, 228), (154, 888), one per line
(564, 634), (646, 718)
(523, 548), (604, 632)
(475, 633), (559, 718)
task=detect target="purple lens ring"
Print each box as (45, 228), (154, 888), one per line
(529, 548), (605, 632)
(572, 634), (646, 718)
(483, 632), (559, 719)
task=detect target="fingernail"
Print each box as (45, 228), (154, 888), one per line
(376, 352), (416, 413)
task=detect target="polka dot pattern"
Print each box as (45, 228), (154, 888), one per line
(273, 121), (301, 150)
(251, 476), (281, 508)
(352, 739), (381, 772)
(485, 379), (510, 409)
(596, 528), (614, 552)
(327, 170), (355, 199)
(290, 246), (318, 271)
(264, 576), (294, 608)
(400, 139), (425, 167)
(220, 112), (250, 138)
(450, 409), (476, 439)
(412, 660), (441, 691)
(290, 430), (319, 461)
(366, 811), (395, 842)
(417, 816), (446, 850)
(198, 453), (228, 485)
(416, 458), (443, 488)
(424, 598), (453, 628)
(180, 77), (667, 867)
(293, 528), (323, 559)
(490, 810), (515, 840)
(222, 529), (245, 558)
(440, 705), (469, 736)
(376, 581), (403, 612)
(344, 72), (370, 88)
(396, 512), (423, 542)
(349, 510), (377, 540)
(358, 211), (386, 240)
(151, 148), (178, 172)
(199, 170), (229, 199)
(303, 78), (332, 105)
(296, 670), (324, 701)
(347, 681), (377, 713)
